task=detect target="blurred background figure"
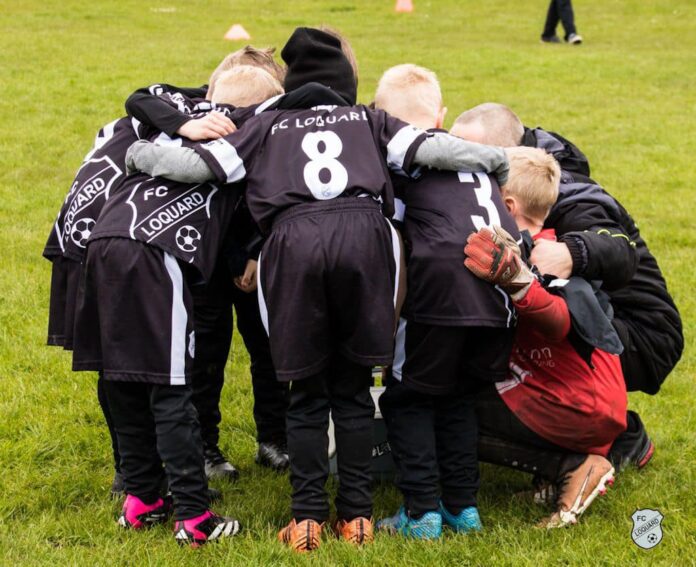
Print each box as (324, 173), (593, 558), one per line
(541, 0), (583, 44)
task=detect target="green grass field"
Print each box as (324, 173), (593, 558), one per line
(1, 0), (695, 564)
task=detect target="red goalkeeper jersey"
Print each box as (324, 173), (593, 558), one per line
(496, 234), (627, 455)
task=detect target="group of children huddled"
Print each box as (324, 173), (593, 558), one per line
(46, 27), (632, 550)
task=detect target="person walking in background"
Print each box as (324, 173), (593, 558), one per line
(541, 0), (583, 44)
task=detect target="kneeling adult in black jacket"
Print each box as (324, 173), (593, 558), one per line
(450, 103), (684, 470)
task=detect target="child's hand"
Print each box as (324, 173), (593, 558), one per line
(176, 111), (237, 141)
(234, 259), (258, 293)
(464, 226), (534, 300)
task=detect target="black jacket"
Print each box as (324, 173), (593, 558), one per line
(524, 127), (683, 393)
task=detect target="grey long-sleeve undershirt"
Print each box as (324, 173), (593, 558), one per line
(125, 133), (509, 186)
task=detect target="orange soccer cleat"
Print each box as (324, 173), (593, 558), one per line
(278, 518), (323, 552)
(335, 516), (374, 545)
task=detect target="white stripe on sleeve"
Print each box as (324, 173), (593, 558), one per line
(386, 125), (424, 172)
(164, 252), (188, 386)
(201, 138), (247, 184)
(255, 94), (284, 115)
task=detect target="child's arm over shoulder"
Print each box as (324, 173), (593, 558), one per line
(413, 133), (509, 186)
(126, 140), (215, 183)
(125, 83), (208, 137)
(366, 108), (508, 184)
(126, 114), (265, 184)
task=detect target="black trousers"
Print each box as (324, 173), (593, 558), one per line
(287, 355), (374, 522)
(542, 0), (577, 39)
(380, 377), (479, 517)
(102, 380), (209, 520)
(476, 386), (585, 481)
(191, 274), (288, 448)
(97, 373), (120, 473)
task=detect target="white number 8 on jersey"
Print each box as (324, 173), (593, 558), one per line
(301, 131), (349, 200)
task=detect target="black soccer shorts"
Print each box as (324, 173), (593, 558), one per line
(392, 319), (515, 395)
(72, 238), (195, 385)
(47, 256), (82, 350)
(257, 198), (400, 381)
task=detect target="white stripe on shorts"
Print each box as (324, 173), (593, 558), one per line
(392, 318), (407, 382)
(164, 252), (187, 386)
(256, 251), (270, 336)
(386, 220), (401, 307)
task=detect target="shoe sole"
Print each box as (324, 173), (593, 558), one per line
(637, 441), (655, 469)
(543, 467), (615, 528)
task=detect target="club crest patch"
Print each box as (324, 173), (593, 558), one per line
(631, 508), (663, 549)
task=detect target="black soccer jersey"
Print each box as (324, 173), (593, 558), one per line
(89, 131), (243, 282)
(394, 169), (520, 327)
(192, 105), (428, 233)
(43, 116), (143, 262)
(43, 93), (241, 263)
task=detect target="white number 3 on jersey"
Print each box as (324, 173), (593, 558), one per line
(301, 131), (349, 200)
(458, 172), (501, 230)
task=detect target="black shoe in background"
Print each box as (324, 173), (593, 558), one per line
(203, 444), (240, 481)
(256, 441), (290, 471)
(608, 410), (655, 472)
(541, 34), (562, 43)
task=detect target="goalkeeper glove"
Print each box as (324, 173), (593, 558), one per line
(464, 226), (536, 300)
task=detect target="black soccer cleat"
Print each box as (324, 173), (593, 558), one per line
(173, 510), (240, 547)
(255, 441), (290, 471)
(608, 411), (655, 472)
(203, 445), (240, 481)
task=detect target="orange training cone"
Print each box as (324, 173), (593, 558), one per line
(224, 24), (251, 41)
(395, 0), (413, 13)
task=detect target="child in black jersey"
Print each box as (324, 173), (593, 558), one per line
(72, 66), (282, 546)
(127, 28), (510, 551)
(372, 64), (518, 539)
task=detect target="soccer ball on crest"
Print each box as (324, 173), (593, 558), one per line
(175, 225), (201, 253)
(70, 217), (95, 248)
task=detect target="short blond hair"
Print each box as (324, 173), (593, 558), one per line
(374, 64), (442, 127)
(208, 46), (286, 99)
(452, 103), (524, 147)
(211, 66), (284, 107)
(320, 25), (359, 82)
(503, 147), (561, 220)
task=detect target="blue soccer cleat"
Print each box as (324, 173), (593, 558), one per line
(439, 502), (482, 533)
(376, 506), (442, 540)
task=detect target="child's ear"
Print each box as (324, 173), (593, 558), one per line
(503, 195), (516, 214)
(436, 106), (447, 129)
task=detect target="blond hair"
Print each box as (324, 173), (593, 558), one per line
(207, 46), (286, 99)
(503, 147), (561, 220)
(320, 25), (359, 82)
(211, 66), (284, 107)
(452, 103), (524, 147)
(374, 64), (442, 128)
